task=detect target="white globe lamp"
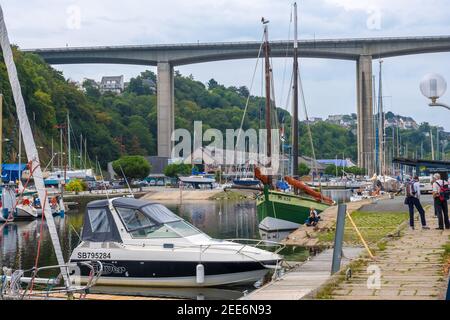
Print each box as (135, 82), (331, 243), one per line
(420, 73), (447, 103)
(420, 73), (449, 111)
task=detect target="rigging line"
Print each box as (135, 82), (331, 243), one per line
(298, 67), (318, 176)
(279, 4), (293, 109)
(284, 69), (294, 117)
(234, 32), (265, 179)
(269, 63), (279, 131)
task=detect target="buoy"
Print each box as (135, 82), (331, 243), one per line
(196, 263), (205, 284)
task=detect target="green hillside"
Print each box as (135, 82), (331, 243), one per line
(0, 48), (448, 169)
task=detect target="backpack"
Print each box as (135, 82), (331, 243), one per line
(406, 182), (416, 197)
(435, 181), (450, 201)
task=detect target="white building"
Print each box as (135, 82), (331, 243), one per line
(100, 75), (125, 94)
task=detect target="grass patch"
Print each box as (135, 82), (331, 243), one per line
(317, 211), (408, 246)
(377, 240), (388, 251)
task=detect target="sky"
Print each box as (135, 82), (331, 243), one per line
(1, 0), (450, 130)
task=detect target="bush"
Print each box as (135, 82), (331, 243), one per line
(298, 163), (311, 176)
(65, 179), (87, 193)
(112, 155), (151, 180)
(164, 163), (192, 178)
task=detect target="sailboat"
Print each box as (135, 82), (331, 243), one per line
(255, 4), (334, 225)
(0, 5), (101, 299)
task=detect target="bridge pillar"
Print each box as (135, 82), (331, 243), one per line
(157, 62), (174, 158)
(356, 55), (374, 175)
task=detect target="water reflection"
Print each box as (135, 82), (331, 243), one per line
(163, 200), (258, 240)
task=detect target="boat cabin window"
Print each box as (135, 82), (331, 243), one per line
(88, 208), (111, 233)
(114, 204), (202, 239)
(115, 207), (155, 232)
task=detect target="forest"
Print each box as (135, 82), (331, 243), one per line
(0, 48), (448, 170)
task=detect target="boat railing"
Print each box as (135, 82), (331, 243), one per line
(0, 260), (103, 300)
(224, 238), (285, 254)
(126, 239), (284, 266)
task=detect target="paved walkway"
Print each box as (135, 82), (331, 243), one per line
(241, 248), (363, 300)
(321, 207), (450, 300)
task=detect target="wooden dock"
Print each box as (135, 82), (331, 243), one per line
(241, 247), (363, 300)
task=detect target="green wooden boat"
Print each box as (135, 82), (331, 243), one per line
(256, 185), (331, 225)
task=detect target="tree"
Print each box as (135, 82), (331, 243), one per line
(325, 164), (343, 177)
(112, 155), (151, 180)
(82, 79), (101, 100)
(298, 163), (311, 176)
(207, 78), (219, 90)
(164, 163), (192, 178)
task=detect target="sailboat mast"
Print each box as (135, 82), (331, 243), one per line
(430, 129), (435, 160)
(292, 2), (299, 179)
(0, 94), (2, 181)
(67, 112), (71, 170)
(18, 127), (21, 180)
(378, 60), (384, 175)
(80, 133), (83, 169)
(84, 137), (87, 169)
(263, 19), (272, 171)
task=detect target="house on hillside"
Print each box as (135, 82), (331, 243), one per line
(100, 75), (125, 94)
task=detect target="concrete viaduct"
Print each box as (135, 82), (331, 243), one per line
(28, 36), (450, 174)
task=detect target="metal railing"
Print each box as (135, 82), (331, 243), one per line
(0, 261), (103, 300)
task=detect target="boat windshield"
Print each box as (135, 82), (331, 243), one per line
(115, 204), (203, 239)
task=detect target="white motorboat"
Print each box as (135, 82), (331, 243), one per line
(70, 197), (282, 287)
(179, 175), (216, 189)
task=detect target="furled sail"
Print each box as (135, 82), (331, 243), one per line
(0, 5), (70, 287)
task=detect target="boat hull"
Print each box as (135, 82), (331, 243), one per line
(232, 179), (260, 187)
(71, 259), (276, 287)
(257, 189), (331, 225)
(14, 206), (40, 220)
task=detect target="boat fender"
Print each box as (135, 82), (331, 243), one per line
(196, 263), (205, 284)
(2, 208), (8, 219)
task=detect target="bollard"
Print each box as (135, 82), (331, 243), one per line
(331, 204), (347, 274)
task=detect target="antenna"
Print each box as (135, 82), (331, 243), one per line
(119, 164), (134, 197)
(98, 160), (110, 201)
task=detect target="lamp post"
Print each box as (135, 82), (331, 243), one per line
(420, 73), (449, 110)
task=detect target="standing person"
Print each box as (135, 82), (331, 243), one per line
(405, 176), (429, 230)
(431, 175), (438, 218)
(432, 173), (450, 230)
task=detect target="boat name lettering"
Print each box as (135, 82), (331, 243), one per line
(101, 263), (127, 275)
(77, 252), (111, 260)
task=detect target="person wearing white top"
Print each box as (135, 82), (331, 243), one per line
(432, 173), (450, 230)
